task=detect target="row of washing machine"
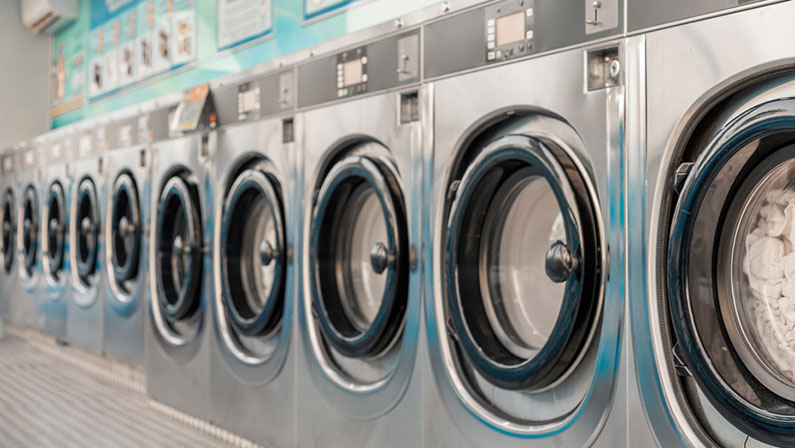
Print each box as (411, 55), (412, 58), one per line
(4, 0), (795, 446)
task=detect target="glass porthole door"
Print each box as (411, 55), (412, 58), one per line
(19, 185), (38, 277)
(444, 135), (601, 391)
(220, 166), (286, 337)
(1, 189), (15, 273)
(73, 177), (100, 283)
(110, 173), (142, 286)
(309, 154), (409, 359)
(42, 181), (66, 279)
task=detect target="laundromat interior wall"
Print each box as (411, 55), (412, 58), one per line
(0, 2), (50, 148)
(48, 0), (439, 129)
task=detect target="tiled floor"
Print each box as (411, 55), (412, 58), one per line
(0, 326), (239, 448)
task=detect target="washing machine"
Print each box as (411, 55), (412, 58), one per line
(12, 140), (42, 329)
(0, 148), (19, 318)
(208, 68), (297, 447)
(629, 2), (795, 447)
(145, 100), (213, 421)
(296, 27), (424, 447)
(101, 112), (151, 368)
(35, 131), (70, 339)
(421, 1), (628, 446)
(65, 123), (106, 354)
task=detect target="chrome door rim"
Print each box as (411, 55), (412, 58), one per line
(309, 154), (408, 359)
(445, 135), (599, 391)
(42, 181), (66, 280)
(668, 99), (795, 444)
(1, 188), (15, 273)
(220, 168), (286, 337)
(110, 172), (141, 284)
(155, 174), (202, 321)
(73, 177), (99, 280)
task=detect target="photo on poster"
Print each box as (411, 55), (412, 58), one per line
(171, 10), (195, 66)
(70, 52), (85, 94)
(104, 48), (119, 93)
(136, 32), (153, 81)
(89, 57), (104, 97)
(153, 20), (171, 73)
(119, 40), (136, 86)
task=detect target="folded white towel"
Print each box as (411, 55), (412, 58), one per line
(748, 236), (785, 280)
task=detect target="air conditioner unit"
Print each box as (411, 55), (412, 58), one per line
(21, 0), (77, 34)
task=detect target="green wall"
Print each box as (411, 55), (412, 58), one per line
(51, 0), (438, 128)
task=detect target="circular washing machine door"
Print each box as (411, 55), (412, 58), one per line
(668, 98), (795, 445)
(217, 160), (287, 366)
(42, 181), (67, 281)
(436, 123), (604, 431)
(1, 188), (16, 274)
(309, 153), (409, 360)
(153, 170), (203, 343)
(72, 176), (100, 286)
(19, 185), (38, 278)
(108, 172), (142, 295)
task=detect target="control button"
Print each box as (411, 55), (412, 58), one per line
(337, 81), (343, 88)
(337, 63), (343, 70)
(338, 89), (344, 97)
(487, 41), (495, 49)
(526, 8), (533, 16)
(487, 51), (495, 61)
(487, 33), (495, 42)
(487, 26), (495, 34)
(361, 73), (368, 82)
(343, 88), (348, 95)
(487, 19), (495, 26)
(526, 30), (534, 39)
(496, 50), (503, 59)
(361, 56), (368, 64)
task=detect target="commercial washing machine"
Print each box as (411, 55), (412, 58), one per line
(65, 123), (106, 354)
(208, 68), (297, 447)
(145, 100), (213, 421)
(102, 112), (151, 368)
(628, 1), (795, 447)
(12, 140), (42, 329)
(297, 27), (424, 447)
(421, 1), (628, 446)
(36, 131), (70, 339)
(1, 148), (19, 318)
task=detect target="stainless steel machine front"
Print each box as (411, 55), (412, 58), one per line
(629, 2), (795, 446)
(296, 26), (424, 445)
(64, 123), (106, 354)
(145, 103), (213, 421)
(1, 148), (19, 319)
(207, 69), (299, 447)
(102, 113), (151, 368)
(13, 141), (42, 330)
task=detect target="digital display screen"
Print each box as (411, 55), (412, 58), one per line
(496, 11), (525, 47)
(343, 59), (363, 86)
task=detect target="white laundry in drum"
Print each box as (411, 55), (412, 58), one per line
(742, 188), (795, 381)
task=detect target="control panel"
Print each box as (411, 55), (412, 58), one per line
(485, 1), (535, 63)
(336, 46), (368, 99)
(237, 81), (261, 122)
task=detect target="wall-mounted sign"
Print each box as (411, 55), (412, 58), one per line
(304, 0), (355, 20)
(218, 0), (273, 50)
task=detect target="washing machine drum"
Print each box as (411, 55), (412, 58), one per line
(668, 99), (795, 444)
(155, 173), (202, 321)
(1, 188), (15, 273)
(44, 181), (67, 276)
(20, 185), (38, 276)
(309, 154), (409, 359)
(220, 168), (285, 337)
(74, 177), (100, 279)
(110, 173), (141, 283)
(444, 135), (601, 392)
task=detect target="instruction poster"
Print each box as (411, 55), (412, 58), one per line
(88, 0), (197, 99)
(217, 0), (273, 50)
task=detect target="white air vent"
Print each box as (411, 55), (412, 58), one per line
(21, 0), (77, 34)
